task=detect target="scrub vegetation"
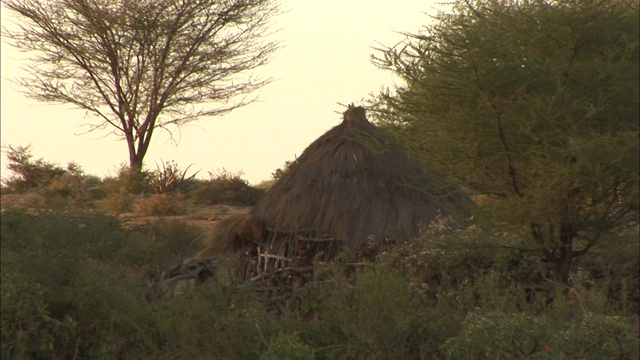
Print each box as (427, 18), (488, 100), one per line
(1, 0), (638, 358)
(1, 148), (637, 359)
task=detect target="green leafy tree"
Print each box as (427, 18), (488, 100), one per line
(372, 0), (639, 283)
(3, 0), (280, 170)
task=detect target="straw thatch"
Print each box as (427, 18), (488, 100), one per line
(194, 105), (471, 265)
(251, 105), (471, 256)
(195, 213), (266, 259)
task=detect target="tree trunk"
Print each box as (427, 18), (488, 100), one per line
(534, 222), (577, 285)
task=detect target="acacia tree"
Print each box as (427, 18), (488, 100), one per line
(372, 0), (639, 283)
(3, 0), (280, 169)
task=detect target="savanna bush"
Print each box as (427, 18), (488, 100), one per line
(0, 208), (157, 359)
(1, 206), (636, 359)
(442, 311), (639, 360)
(133, 193), (186, 216)
(1, 269), (78, 358)
(289, 264), (436, 359)
(99, 189), (135, 214)
(260, 331), (315, 360)
(118, 219), (204, 269)
(149, 160), (199, 194)
(108, 164), (153, 195)
(1, 145), (67, 193)
(1, 145), (103, 207)
(189, 169), (265, 206)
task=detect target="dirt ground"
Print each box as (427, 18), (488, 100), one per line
(117, 202), (251, 236)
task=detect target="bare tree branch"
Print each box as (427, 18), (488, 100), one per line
(3, 0), (281, 168)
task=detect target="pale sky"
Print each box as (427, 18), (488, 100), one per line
(1, 1), (447, 184)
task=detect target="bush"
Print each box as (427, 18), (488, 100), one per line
(110, 164), (153, 195)
(1, 269), (78, 358)
(189, 169), (265, 206)
(0, 208), (157, 359)
(99, 189), (135, 214)
(133, 194), (186, 216)
(0, 204), (636, 358)
(1, 145), (66, 193)
(1, 145), (101, 207)
(260, 332), (314, 360)
(255, 179), (277, 191)
(289, 264), (432, 359)
(271, 160), (297, 180)
(442, 312), (639, 360)
(149, 160), (199, 194)
(118, 219), (204, 269)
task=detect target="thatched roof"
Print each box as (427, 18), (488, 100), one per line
(251, 105), (471, 253)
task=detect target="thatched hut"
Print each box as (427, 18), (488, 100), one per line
(197, 105), (470, 270)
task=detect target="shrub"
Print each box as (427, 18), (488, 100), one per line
(1, 145), (99, 207)
(255, 179), (277, 191)
(82, 175), (109, 200)
(36, 163), (92, 207)
(0, 208), (159, 358)
(292, 264), (430, 359)
(1, 145), (66, 193)
(442, 312), (639, 360)
(554, 314), (640, 359)
(108, 164), (152, 195)
(133, 194), (185, 216)
(0, 203), (636, 358)
(149, 160), (199, 194)
(189, 169), (265, 206)
(118, 219), (204, 269)
(260, 331), (314, 360)
(1, 269), (78, 358)
(99, 189), (135, 214)
(442, 312), (553, 359)
(271, 160), (297, 180)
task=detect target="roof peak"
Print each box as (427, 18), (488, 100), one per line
(343, 105), (367, 123)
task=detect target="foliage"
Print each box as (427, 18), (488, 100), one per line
(118, 219), (204, 269)
(2, 144), (69, 193)
(442, 312), (639, 360)
(0, 206), (637, 358)
(1, 145), (105, 207)
(133, 194), (186, 216)
(3, 0), (281, 169)
(1, 269), (78, 358)
(99, 189), (135, 214)
(189, 169), (265, 206)
(255, 178), (277, 190)
(271, 159), (297, 180)
(110, 164), (153, 195)
(260, 332), (315, 360)
(150, 160), (199, 194)
(0, 208), (153, 359)
(371, 0), (640, 283)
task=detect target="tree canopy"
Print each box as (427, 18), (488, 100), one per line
(372, 0), (639, 283)
(3, 0), (280, 169)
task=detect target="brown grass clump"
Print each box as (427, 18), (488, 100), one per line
(195, 213), (267, 259)
(133, 194), (185, 216)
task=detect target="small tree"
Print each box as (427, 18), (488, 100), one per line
(372, 0), (639, 283)
(3, 0), (280, 170)
(2, 145), (67, 192)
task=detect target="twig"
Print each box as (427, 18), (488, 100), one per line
(249, 266), (314, 283)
